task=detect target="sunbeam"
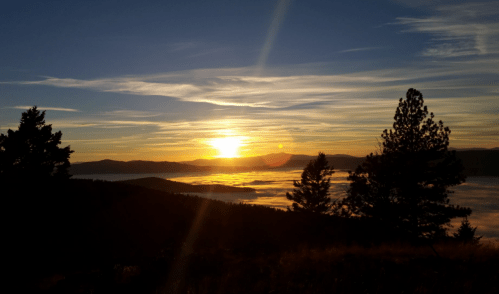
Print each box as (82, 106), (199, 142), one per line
(255, 0), (292, 75)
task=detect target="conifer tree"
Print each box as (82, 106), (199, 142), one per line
(286, 152), (335, 214)
(343, 89), (471, 239)
(453, 217), (482, 245)
(0, 106), (74, 181)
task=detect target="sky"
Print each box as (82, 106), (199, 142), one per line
(1, 0), (498, 162)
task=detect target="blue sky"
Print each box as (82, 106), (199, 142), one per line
(1, 0), (498, 161)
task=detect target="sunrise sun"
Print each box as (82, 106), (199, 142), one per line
(210, 137), (243, 158)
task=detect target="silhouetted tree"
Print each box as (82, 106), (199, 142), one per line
(342, 88), (471, 239)
(286, 152), (335, 214)
(453, 217), (482, 245)
(0, 106), (74, 181)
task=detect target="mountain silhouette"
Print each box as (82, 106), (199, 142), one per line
(70, 150), (499, 176)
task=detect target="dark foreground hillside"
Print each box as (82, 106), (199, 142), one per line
(117, 176), (256, 193)
(4, 179), (498, 293)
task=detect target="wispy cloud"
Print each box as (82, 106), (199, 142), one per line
(396, 2), (499, 57)
(6, 58), (497, 109)
(338, 47), (383, 53)
(9, 106), (80, 112)
(9, 77), (201, 98)
(102, 110), (162, 118)
(66, 135), (143, 145)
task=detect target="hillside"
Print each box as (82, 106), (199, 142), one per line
(117, 177), (255, 193)
(6, 178), (498, 293)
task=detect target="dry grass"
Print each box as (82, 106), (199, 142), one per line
(159, 241), (499, 294)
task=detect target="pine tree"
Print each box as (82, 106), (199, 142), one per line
(0, 106), (74, 181)
(453, 217), (482, 245)
(343, 89), (471, 239)
(286, 152), (335, 214)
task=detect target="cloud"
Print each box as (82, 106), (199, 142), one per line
(7, 58), (497, 110)
(102, 110), (162, 118)
(396, 2), (499, 57)
(12, 77), (202, 98)
(3, 58), (497, 154)
(391, 0), (471, 8)
(338, 47), (383, 53)
(4, 58), (497, 107)
(9, 106), (80, 112)
(66, 135), (143, 145)
(3, 56), (497, 160)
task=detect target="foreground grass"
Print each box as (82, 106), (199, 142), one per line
(34, 241), (499, 293)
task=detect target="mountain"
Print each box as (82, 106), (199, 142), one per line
(181, 153), (362, 170)
(450, 147), (499, 151)
(277, 150), (499, 176)
(70, 149), (499, 176)
(117, 177), (255, 193)
(70, 159), (212, 175)
(456, 150), (499, 176)
(276, 154), (363, 170)
(182, 156), (268, 167)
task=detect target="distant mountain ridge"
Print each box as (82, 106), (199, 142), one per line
(70, 153), (363, 175)
(70, 159), (212, 175)
(180, 153), (361, 169)
(70, 150), (499, 176)
(456, 150), (499, 176)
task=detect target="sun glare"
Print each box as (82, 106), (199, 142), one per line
(210, 137), (243, 158)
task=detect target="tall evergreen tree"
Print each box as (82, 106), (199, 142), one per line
(0, 106), (74, 181)
(286, 152), (335, 214)
(343, 89), (471, 239)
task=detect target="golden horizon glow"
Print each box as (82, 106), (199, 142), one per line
(210, 137), (244, 158)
